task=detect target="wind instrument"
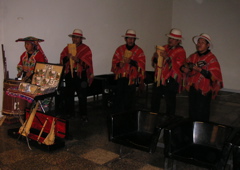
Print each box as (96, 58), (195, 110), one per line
(1, 44), (9, 80)
(0, 116), (6, 126)
(123, 50), (132, 60)
(43, 118), (55, 145)
(18, 102), (39, 136)
(155, 46), (165, 87)
(68, 44), (77, 78)
(122, 50), (132, 77)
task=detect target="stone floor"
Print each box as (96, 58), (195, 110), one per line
(0, 88), (240, 170)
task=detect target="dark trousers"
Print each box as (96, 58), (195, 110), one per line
(151, 77), (178, 115)
(189, 86), (212, 122)
(64, 71), (88, 117)
(113, 78), (136, 113)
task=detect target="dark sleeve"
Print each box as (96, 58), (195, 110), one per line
(200, 69), (211, 79)
(129, 59), (138, 67)
(63, 56), (69, 64)
(180, 65), (185, 73)
(165, 57), (171, 64)
(153, 57), (157, 64)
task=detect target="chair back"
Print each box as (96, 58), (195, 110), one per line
(110, 110), (140, 139)
(193, 121), (233, 149)
(138, 111), (160, 133)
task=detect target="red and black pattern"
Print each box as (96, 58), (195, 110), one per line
(60, 43), (94, 85)
(111, 44), (145, 85)
(156, 45), (186, 92)
(185, 51), (223, 98)
(17, 51), (47, 74)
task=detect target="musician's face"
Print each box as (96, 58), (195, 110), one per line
(125, 37), (136, 47)
(72, 36), (82, 46)
(168, 38), (180, 48)
(25, 42), (34, 54)
(196, 38), (209, 53)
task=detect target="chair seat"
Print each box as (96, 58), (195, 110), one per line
(111, 131), (155, 152)
(171, 144), (222, 168)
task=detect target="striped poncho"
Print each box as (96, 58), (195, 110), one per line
(155, 44), (186, 92)
(185, 51), (223, 98)
(60, 43), (94, 85)
(111, 44), (146, 85)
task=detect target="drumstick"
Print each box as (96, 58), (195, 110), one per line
(37, 118), (48, 142)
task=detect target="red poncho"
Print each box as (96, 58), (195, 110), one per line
(185, 51), (223, 98)
(17, 51), (48, 74)
(60, 43), (94, 85)
(154, 45), (186, 92)
(111, 44), (146, 85)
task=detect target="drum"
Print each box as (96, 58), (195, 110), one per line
(2, 79), (28, 115)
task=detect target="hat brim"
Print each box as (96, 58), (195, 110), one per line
(166, 34), (183, 40)
(193, 36), (213, 49)
(121, 35), (139, 39)
(16, 37), (44, 42)
(68, 34), (86, 40)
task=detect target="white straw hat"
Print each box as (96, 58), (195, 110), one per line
(193, 33), (213, 49)
(122, 29), (139, 39)
(166, 28), (183, 40)
(68, 29), (86, 39)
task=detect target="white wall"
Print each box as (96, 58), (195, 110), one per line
(0, 0), (173, 115)
(2, 0), (172, 77)
(172, 0), (240, 92)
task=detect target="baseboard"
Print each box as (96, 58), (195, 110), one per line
(220, 88), (240, 93)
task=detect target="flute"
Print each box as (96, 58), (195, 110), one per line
(68, 44), (77, 78)
(155, 46), (165, 87)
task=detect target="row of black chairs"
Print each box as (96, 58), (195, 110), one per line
(55, 72), (239, 169)
(108, 110), (240, 170)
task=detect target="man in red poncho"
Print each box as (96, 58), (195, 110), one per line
(111, 29), (145, 113)
(181, 33), (223, 121)
(16, 36), (48, 82)
(151, 28), (186, 115)
(60, 29), (94, 122)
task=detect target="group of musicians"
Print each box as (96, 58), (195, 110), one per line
(13, 28), (223, 123)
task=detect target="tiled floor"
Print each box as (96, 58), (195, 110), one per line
(0, 89), (239, 169)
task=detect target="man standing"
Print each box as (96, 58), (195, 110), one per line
(151, 28), (186, 114)
(60, 29), (94, 122)
(181, 33), (223, 121)
(111, 29), (146, 113)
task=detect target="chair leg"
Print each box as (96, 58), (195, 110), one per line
(157, 130), (165, 148)
(173, 160), (176, 170)
(119, 145), (132, 159)
(164, 157), (175, 170)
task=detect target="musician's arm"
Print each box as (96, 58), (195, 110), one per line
(62, 56), (69, 64)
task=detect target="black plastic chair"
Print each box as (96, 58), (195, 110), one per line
(109, 110), (182, 154)
(231, 130), (240, 170)
(164, 120), (233, 170)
